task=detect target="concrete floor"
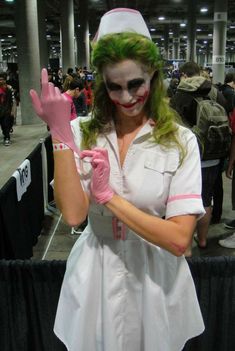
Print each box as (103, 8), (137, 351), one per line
(1, 106), (235, 260)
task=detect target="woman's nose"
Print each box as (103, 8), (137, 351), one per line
(119, 88), (133, 103)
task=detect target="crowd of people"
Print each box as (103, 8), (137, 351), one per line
(164, 62), (235, 251)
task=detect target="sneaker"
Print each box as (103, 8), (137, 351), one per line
(224, 219), (235, 229)
(219, 233), (235, 248)
(4, 139), (11, 146)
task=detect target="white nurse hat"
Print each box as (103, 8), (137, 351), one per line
(93, 8), (151, 42)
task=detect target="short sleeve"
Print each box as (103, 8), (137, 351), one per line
(165, 130), (205, 220)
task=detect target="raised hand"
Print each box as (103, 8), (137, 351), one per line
(80, 148), (114, 204)
(30, 68), (79, 154)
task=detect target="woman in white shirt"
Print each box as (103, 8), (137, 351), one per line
(30, 8), (205, 351)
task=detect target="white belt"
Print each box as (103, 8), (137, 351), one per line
(88, 212), (140, 241)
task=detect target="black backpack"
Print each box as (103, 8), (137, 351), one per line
(191, 87), (231, 160)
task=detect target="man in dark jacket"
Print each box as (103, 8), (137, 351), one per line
(170, 62), (227, 127)
(0, 72), (14, 146)
(170, 62), (228, 254)
(219, 72), (235, 115)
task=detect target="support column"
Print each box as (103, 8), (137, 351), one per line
(15, 0), (47, 125)
(0, 39), (3, 71)
(77, 1), (90, 69)
(60, 0), (75, 73)
(163, 25), (169, 60)
(212, 0), (228, 84)
(187, 0), (196, 62)
(206, 42), (211, 65)
(173, 25), (180, 60)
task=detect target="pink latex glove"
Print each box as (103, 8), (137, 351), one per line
(80, 148), (114, 204)
(29, 68), (79, 154)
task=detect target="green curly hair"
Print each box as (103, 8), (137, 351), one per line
(80, 32), (185, 161)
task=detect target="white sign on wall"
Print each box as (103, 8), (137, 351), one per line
(212, 55), (225, 64)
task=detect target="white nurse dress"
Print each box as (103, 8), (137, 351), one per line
(54, 118), (205, 351)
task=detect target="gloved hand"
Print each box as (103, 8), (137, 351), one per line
(30, 68), (79, 154)
(80, 148), (114, 204)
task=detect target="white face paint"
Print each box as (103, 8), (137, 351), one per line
(103, 59), (153, 118)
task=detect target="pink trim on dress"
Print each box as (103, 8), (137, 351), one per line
(167, 194), (201, 203)
(112, 217), (126, 240)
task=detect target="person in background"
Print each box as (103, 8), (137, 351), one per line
(0, 72), (14, 146)
(73, 81), (88, 117)
(219, 72), (235, 115)
(170, 61), (227, 252)
(62, 78), (85, 121)
(219, 73), (235, 239)
(83, 78), (93, 112)
(30, 8), (205, 350)
(219, 108), (235, 247)
(76, 67), (85, 79)
(166, 77), (179, 98)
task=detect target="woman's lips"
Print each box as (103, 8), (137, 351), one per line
(112, 91), (149, 108)
(114, 99), (141, 109)
(120, 101), (138, 108)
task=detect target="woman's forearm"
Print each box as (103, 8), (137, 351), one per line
(106, 194), (197, 256)
(53, 149), (89, 226)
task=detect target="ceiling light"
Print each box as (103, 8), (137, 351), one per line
(200, 8), (208, 13)
(150, 28), (156, 32)
(158, 16), (165, 21)
(180, 23), (186, 27)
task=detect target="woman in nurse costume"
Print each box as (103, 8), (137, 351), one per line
(30, 8), (205, 351)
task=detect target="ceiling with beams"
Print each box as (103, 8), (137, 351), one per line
(0, 0), (235, 64)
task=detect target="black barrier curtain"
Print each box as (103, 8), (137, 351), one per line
(184, 256), (235, 351)
(0, 143), (44, 259)
(0, 257), (235, 351)
(0, 260), (67, 351)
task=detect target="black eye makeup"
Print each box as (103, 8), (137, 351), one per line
(105, 78), (145, 92)
(127, 78), (145, 90)
(106, 82), (122, 91)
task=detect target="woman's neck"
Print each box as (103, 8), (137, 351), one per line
(115, 114), (148, 137)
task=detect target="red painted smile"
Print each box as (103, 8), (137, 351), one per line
(119, 101), (139, 108)
(113, 91), (149, 108)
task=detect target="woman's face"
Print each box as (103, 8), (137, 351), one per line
(103, 59), (153, 118)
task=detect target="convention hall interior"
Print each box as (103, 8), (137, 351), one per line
(0, 0), (235, 350)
